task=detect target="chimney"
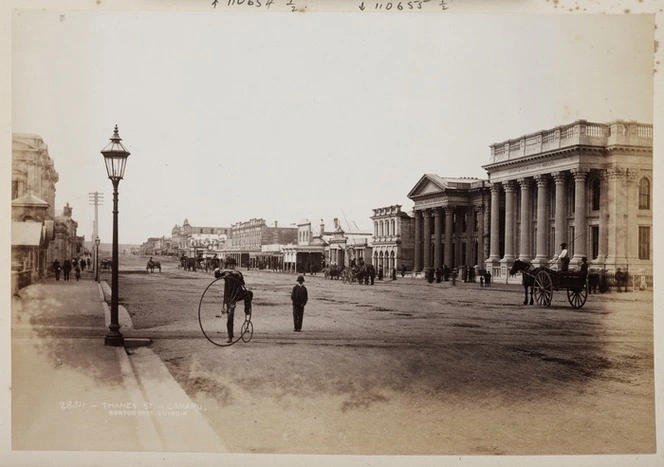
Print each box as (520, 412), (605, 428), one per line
(274, 221), (278, 228)
(320, 220), (325, 235)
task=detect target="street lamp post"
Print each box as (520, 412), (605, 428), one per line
(101, 125), (130, 347)
(95, 236), (101, 282)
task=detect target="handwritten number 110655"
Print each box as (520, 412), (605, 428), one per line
(359, 1), (428, 10)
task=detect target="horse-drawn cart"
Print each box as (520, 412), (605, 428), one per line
(533, 269), (588, 309)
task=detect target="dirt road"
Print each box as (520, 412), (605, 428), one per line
(115, 255), (655, 455)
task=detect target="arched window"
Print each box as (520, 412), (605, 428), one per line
(639, 178), (651, 210)
(391, 220), (396, 236)
(591, 178), (601, 211)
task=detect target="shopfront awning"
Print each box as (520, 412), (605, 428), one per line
(12, 221), (43, 247)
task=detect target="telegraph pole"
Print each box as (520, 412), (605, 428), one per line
(89, 191), (104, 279)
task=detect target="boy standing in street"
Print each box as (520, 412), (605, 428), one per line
(291, 275), (308, 332)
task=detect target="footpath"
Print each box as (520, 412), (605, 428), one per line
(10, 274), (225, 453)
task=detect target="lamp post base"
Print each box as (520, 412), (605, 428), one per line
(104, 333), (125, 347)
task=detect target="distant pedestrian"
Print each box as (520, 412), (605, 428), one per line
(53, 259), (62, 281)
(614, 268), (626, 293)
(435, 266), (442, 283)
(367, 264), (376, 285)
(74, 262), (81, 281)
(63, 260), (72, 281)
(443, 265), (450, 281)
(378, 266), (384, 281)
(291, 275), (308, 332)
(391, 268), (397, 281)
(400, 263), (406, 277)
(86, 258), (91, 269)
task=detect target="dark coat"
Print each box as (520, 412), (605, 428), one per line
(291, 284), (308, 307)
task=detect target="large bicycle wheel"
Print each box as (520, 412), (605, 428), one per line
(533, 270), (553, 308)
(198, 275), (249, 347)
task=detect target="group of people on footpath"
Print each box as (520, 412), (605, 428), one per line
(52, 257), (90, 281)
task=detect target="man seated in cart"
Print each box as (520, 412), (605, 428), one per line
(549, 242), (570, 272)
(214, 257), (253, 343)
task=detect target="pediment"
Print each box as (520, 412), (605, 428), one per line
(407, 174), (445, 199)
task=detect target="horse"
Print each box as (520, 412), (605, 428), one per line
(324, 265), (342, 280)
(185, 257), (198, 271)
(146, 259), (161, 273)
(509, 259), (540, 305)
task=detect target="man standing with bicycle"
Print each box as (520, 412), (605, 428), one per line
(214, 258), (253, 343)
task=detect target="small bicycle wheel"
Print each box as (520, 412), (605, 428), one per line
(198, 275), (248, 347)
(240, 319), (254, 343)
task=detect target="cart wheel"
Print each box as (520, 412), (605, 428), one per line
(198, 275), (247, 347)
(533, 270), (553, 307)
(567, 286), (588, 309)
(240, 319), (254, 343)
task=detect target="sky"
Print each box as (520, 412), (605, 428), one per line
(11, 11), (654, 245)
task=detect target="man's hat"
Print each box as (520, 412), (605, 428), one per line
(297, 275), (305, 283)
(560, 242), (567, 248)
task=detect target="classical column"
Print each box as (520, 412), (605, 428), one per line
(517, 178), (532, 261)
(414, 210), (422, 272)
(422, 210), (432, 272)
(502, 181), (516, 262)
(433, 208), (442, 269)
(476, 205), (486, 263)
(626, 169), (640, 263)
(552, 171), (568, 253)
(455, 207), (463, 267)
(534, 174), (549, 264)
(467, 206), (476, 266)
(571, 167), (589, 263)
(597, 170), (608, 264)
(488, 184), (501, 262)
(444, 207), (454, 268)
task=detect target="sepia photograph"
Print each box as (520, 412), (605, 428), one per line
(3, 1), (662, 466)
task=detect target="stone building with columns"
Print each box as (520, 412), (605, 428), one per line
(482, 119), (653, 281)
(407, 176), (491, 275)
(370, 205), (415, 272)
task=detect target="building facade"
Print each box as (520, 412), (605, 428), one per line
(169, 219), (230, 257)
(370, 204), (414, 273)
(12, 134), (72, 290)
(407, 176), (491, 274)
(225, 218), (297, 267)
(482, 120), (653, 281)
(51, 203), (83, 263)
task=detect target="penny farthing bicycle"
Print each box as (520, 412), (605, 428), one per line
(198, 274), (254, 347)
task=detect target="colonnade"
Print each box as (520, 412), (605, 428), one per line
(487, 166), (644, 270)
(413, 205), (485, 272)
